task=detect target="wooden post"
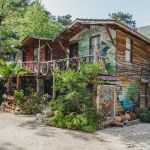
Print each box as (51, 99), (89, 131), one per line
(36, 39), (41, 93)
(113, 87), (117, 117)
(52, 61), (56, 99)
(16, 75), (20, 91)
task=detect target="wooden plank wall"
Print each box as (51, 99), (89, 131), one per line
(116, 30), (150, 79)
(116, 30), (150, 108)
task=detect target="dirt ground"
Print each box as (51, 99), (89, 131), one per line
(0, 111), (150, 150)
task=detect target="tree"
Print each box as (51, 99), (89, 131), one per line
(0, 60), (27, 95)
(109, 12), (137, 30)
(0, 0), (30, 26)
(19, 2), (64, 39)
(0, 0), (31, 60)
(57, 14), (72, 26)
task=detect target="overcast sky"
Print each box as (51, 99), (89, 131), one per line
(41, 0), (150, 27)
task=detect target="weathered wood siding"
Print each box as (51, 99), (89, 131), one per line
(116, 30), (150, 108)
(116, 30), (150, 80)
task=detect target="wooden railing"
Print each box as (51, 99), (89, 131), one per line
(19, 55), (106, 76)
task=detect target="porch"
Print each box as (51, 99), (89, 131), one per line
(19, 55), (106, 76)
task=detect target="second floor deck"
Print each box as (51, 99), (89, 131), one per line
(19, 55), (107, 76)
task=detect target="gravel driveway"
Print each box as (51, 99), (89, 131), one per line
(0, 111), (150, 150)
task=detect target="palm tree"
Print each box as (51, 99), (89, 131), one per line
(0, 60), (27, 95)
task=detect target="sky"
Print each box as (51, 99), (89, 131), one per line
(41, 0), (150, 27)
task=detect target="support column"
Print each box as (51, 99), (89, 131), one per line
(52, 61), (56, 99)
(36, 39), (41, 93)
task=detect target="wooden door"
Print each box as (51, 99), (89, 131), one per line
(96, 85), (116, 119)
(45, 46), (51, 61)
(69, 43), (78, 58)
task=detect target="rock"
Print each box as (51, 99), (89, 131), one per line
(11, 105), (16, 110)
(125, 113), (130, 120)
(15, 106), (20, 111)
(14, 110), (20, 115)
(7, 96), (15, 101)
(5, 109), (11, 113)
(1, 102), (6, 107)
(36, 113), (44, 123)
(11, 110), (15, 114)
(114, 116), (122, 122)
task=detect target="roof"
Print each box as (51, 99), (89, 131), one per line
(55, 18), (150, 44)
(19, 36), (52, 48)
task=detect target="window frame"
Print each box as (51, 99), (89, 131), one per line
(125, 37), (132, 63)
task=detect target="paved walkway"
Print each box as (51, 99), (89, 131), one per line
(0, 111), (150, 150)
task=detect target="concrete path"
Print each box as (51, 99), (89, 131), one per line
(0, 111), (150, 150)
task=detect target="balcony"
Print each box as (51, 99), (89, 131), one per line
(19, 55), (106, 76)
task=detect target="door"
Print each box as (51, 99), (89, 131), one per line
(96, 85), (116, 119)
(69, 43), (78, 58)
(69, 43), (79, 69)
(45, 46), (52, 61)
(90, 35), (101, 62)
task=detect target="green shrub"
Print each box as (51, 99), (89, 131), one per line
(137, 108), (150, 123)
(44, 63), (105, 132)
(14, 90), (24, 106)
(14, 90), (47, 115)
(21, 92), (45, 115)
(46, 114), (102, 133)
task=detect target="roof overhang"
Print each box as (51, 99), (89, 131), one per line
(18, 36), (52, 49)
(54, 19), (150, 44)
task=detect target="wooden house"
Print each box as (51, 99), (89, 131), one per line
(17, 19), (150, 116)
(17, 36), (66, 96)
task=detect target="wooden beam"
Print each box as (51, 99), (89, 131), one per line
(46, 41), (53, 60)
(105, 25), (116, 46)
(58, 41), (67, 53)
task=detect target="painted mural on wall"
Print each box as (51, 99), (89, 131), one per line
(96, 85), (116, 119)
(78, 25), (116, 75)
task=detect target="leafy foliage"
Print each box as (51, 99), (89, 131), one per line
(0, 0), (72, 60)
(109, 12), (137, 30)
(0, 60), (27, 95)
(45, 63), (105, 132)
(14, 90), (47, 115)
(14, 90), (24, 106)
(137, 108), (150, 123)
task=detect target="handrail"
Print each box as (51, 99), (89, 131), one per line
(20, 55), (106, 76)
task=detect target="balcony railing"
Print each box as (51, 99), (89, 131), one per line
(19, 55), (106, 76)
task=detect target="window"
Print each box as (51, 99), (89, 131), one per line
(90, 35), (101, 62)
(125, 38), (132, 62)
(34, 48), (38, 61)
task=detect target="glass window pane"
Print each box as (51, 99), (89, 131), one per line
(125, 50), (131, 62)
(126, 38), (131, 50)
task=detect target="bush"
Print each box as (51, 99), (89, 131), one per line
(14, 90), (47, 115)
(14, 90), (24, 106)
(46, 113), (102, 133)
(44, 63), (105, 132)
(137, 108), (150, 123)
(22, 92), (46, 115)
